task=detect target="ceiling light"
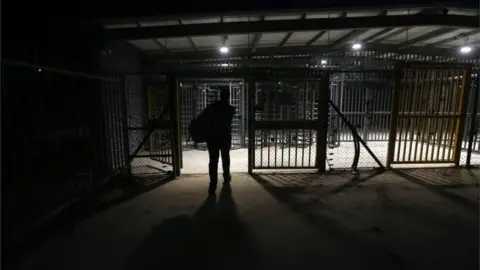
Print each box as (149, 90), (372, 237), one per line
(219, 46), (229, 54)
(460, 45), (472, 54)
(221, 63), (229, 67)
(321, 59), (327, 65)
(352, 43), (362, 50)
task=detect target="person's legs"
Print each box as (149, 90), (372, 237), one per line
(207, 143), (220, 195)
(220, 143), (231, 183)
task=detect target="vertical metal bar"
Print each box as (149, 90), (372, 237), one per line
(454, 68), (472, 166)
(247, 79), (255, 173)
(408, 70), (421, 161)
(435, 69), (448, 161)
(444, 70), (458, 161)
(387, 65), (402, 167)
(395, 68), (407, 162)
(403, 68), (416, 162)
(316, 73), (329, 172)
(418, 69), (432, 161)
(467, 70), (479, 167)
(170, 76), (181, 176)
(121, 76), (131, 176)
(302, 81), (307, 167)
(430, 69), (443, 161)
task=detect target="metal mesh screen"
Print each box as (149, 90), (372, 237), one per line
(126, 75), (174, 176)
(327, 71), (394, 170)
(253, 80), (321, 169)
(179, 79), (246, 150)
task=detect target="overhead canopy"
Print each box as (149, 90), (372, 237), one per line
(99, 5), (480, 61)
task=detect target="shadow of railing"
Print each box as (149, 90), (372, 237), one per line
(394, 168), (479, 211)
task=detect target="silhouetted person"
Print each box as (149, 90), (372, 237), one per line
(201, 88), (235, 196)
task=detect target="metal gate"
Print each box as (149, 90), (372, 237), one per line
(178, 79), (247, 150)
(387, 63), (472, 167)
(125, 74), (181, 177)
(247, 77), (329, 172)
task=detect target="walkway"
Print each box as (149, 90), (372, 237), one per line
(11, 168), (480, 270)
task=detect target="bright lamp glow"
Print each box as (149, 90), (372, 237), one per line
(321, 59), (327, 65)
(352, 43), (362, 50)
(460, 46), (472, 54)
(219, 46), (229, 54)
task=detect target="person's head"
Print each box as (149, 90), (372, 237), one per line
(220, 88), (230, 102)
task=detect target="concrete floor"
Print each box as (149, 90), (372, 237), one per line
(13, 168), (479, 270)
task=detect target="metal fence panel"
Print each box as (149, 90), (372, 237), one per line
(2, 60), (127, 252)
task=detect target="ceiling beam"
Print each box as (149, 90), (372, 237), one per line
(152, 39), (170, 52)
(251, 16), (265, 53)
(179, 19), (198, 51)
(305, 31), (327, 46)
(398, 27), (456, 49)
(103, 14), (479, 40)
(279, 14), (307, 46)
(374, 27), (411, 43)
(363, 28), (394, 42)
(96, 4), (468, 26)
(330, 11), (387, 49)
(427, 29), (480, 47)
(144, 43), (477, 62)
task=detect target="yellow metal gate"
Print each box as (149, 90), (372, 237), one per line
(387, 63), (472, 167)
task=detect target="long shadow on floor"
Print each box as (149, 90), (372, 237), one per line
(394, 169), (479, 212)
(4, 173), (175, 269)
(251, 171), (479, 270)
(125, 183), (260, 270)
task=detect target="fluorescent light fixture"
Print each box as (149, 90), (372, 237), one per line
(460, 45), (472, 54)
(352, 43), (362, 50)
(219, 46), (229, 54)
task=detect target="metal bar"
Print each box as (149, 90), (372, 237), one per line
(252, 166), (317, 169)
(435, 69), (448, 161)
(104, 14), (478, 40)
(454, 68), (472, 166)
(170, 76), (181, 176)
(466, 71), (479, 167)
(329, 99), (385, 168)
(121, 77), (131, 175)
(417, 70), (430, 161)
(446, 69), (461, 160)
(408, 70), (421, 161)
(390, 161), (455, 164)
(387, 65), (402, 167)
(248, 79), (255, 174)
(1, 59), (121, 82)
(399, 27), (455, 49)
(128, 102), (171, 163)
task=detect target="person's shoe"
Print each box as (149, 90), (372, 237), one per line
(223, 174), (231, 183)
(208, 184), (217, 196)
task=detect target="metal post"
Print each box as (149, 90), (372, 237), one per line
(454, 67), (472, 167)
(247, 79), (255, 174)
(386, 65), (402, 168)
(466, 71), (479, 167)
(121, 75), (132, 178)
(316, 73), (329, 172)
(170, 76), (181, 177)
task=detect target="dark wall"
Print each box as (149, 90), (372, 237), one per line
(1, 24), (135, 264)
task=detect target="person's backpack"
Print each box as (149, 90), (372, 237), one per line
(189, 115), (208, 143)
